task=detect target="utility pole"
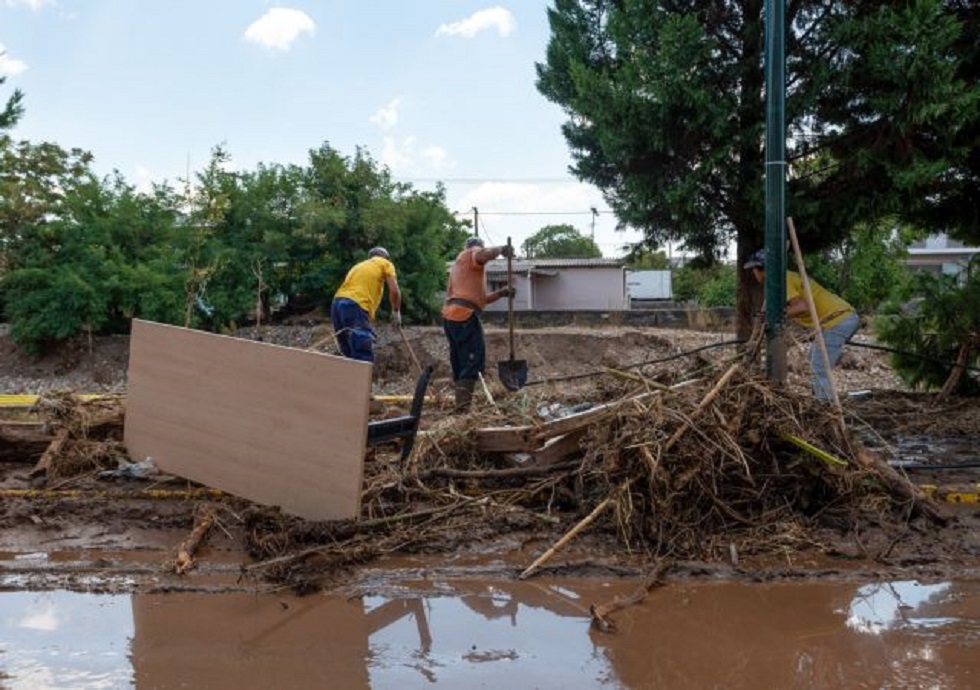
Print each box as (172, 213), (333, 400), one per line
(590, 207), (598, 241)
(764, 0), (787, 383)
(472, 207), (479, 239)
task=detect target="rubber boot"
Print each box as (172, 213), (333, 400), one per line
(454, 379), (476, 413)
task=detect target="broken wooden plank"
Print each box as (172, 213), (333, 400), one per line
(123, 319), (372, 521)
(476, 426), (536, 452)
(29, 427), (69, 478)
(532, 428), (589, 467)
(475, 392), (655, 453)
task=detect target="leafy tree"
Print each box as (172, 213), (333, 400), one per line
(0, 75), (24, 132)
(624, 247), (670, 270)
(291, 144), (467, 323)
(810, 1), (980, 247)
(803, 220), (919, 314)
(184, 143), (468, 329)
(876, 257), (980, 397)
(697, 264), (738, 307)
(536, 0), (978, 333)
(522, 223), (602, 258)
(1, 158), (185, 352)
(0, 139), (99, 330)
(672, 262), (737, 306)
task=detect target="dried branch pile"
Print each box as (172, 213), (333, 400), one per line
(243, 355), (947, 593)
(21, 392), (127, 478)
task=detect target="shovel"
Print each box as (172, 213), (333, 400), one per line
(497, 237), (528, 391)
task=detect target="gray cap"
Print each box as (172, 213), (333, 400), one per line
(465, 237), (485, 249)
(743, 249), (766, 269)
(369, 246), (390, 259)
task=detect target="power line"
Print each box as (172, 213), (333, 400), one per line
(396, 177), (578, 184)
(455, 210), (615, 216)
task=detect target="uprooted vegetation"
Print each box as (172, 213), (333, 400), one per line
(4, 328), (976, 596)
(238, 365), (954, 594)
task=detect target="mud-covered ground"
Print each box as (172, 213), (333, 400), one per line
(1, 322), (978, 595)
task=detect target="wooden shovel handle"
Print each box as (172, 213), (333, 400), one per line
(507, 237), (515, 359)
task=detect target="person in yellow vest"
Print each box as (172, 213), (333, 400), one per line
(442, 237), (515, 411)
(331, 247), (401, 363)
(743, 248), (860, 400)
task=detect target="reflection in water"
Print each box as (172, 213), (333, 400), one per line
(0, 591), (133, 689)
(846, 580), (953, 634)
(0, 579), (977, 689)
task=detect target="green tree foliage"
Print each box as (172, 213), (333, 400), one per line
(624, 247), (670, 270)
(185, 143), (468, 328)
(522, 223), (602, 258)
(0, 75), (24, 132)
(672, 262), (737, 306)
(696, 264), (738, 307)
(536, 0), (978, 330)
(810, 1), (980, 246)
(875, 258), (980, 395)
(0, 136), (466, 352)
(0, 154), (185, 353)
(803, 220), (918, 314)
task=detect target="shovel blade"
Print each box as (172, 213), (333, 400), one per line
(498, 359), (528, 392)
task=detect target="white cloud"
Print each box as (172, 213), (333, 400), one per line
(244, 8), (315, 52)
(4, 0), (51, 10)
(435, 6), (516, 39)
(18, 600), (58, 632)
(421, 145), (450, 171)
(369, 98), (401, 132)
(380, 136), (416, 172)
(380, 136), (455, 176)
(0, 44), (28, 76)
(134, 166), (156, 194)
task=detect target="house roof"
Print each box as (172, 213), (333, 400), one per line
(484, 257), (625, 275)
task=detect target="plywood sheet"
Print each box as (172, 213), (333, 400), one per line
(123, 319), (372, 520)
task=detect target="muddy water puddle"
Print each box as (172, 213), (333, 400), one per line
(1, 578), (978, 689)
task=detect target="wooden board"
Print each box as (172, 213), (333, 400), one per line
(123, 319), (372, 520)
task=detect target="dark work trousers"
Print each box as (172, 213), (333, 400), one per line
(330, 297), (375, 362)
(443, 313), (485, 381)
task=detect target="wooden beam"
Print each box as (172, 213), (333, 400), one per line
(476, 426), (536, 452)
(532, 428), (588, 467)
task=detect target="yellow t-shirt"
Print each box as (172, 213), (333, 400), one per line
(786, 271), (854, 329)
(334, 256), (396, 318)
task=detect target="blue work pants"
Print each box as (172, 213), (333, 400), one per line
(331, 298), (375, 362)
(443, 314), (485, 381)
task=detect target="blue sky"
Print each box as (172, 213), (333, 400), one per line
(1, 0), (647, 256)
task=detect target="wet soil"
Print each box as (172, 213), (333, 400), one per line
(0, 324), (978, 597)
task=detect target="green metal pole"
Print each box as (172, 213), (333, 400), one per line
(764, 0), (787, 382)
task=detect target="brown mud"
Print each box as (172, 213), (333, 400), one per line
(0, 325), (978, 597)
(4, 579), (979, 688)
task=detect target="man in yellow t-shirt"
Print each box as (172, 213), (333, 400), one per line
(743, 249), (860, 400)
(331, 247), (402, 363)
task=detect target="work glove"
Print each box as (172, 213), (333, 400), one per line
(500, 244), (515, 259)
(392, 310), (402, 327)
(499, 287), (516, 299)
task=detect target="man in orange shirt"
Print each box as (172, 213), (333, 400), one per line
(442, 237), (515, 411)
(331, 247), (402, 363)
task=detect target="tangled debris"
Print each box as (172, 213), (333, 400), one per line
(2, 333), (967, 597)
(238, 334), (953, 594)
(27, 391), (128, 479)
